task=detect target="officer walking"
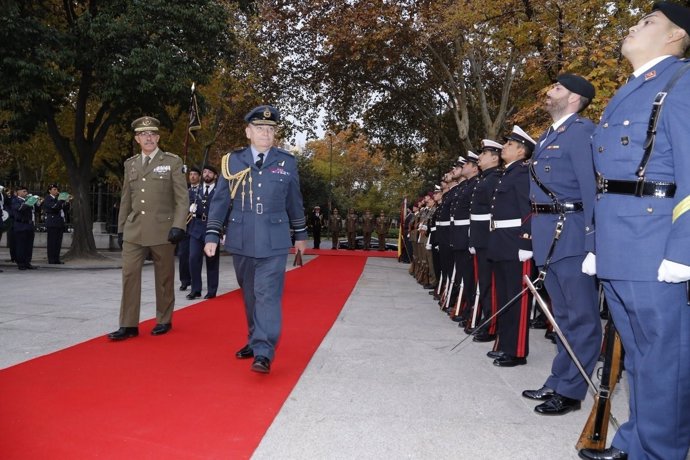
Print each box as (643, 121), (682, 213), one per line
(186, 165), (220, 300)
(108, 116), (188, 340)
(310, 205), (323, 249)
(204, 105), (308, 374)
(522, 74), (602, 416)
(579, 3), (690, 459)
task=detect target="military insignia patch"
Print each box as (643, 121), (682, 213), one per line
(278, 160), (285, 167)
(153, 165), (171, 174)
(644, 70), (656, 81)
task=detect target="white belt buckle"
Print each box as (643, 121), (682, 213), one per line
(256, 203), (264, 215)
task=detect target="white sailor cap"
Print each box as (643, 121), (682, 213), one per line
(481, 139), (503, 152)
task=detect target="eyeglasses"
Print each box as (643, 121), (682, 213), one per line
(137, 131), (159, 137)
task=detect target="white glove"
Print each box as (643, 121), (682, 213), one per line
(518, 249), (533, 262)
(581, 252), (596, 276)
(657, 259), (690, 283)
(469, 247), (476, 255)
(425, 243), (432, 250)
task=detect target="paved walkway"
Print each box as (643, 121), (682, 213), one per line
(0, 244), (632, 459)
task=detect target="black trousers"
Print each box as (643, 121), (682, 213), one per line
(46, 226), (64, 263)
(493, 259), (532, 358)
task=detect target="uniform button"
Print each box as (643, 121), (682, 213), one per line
(141, 200), (145, 203)
(143, 178), (146, 181)
(259, 171), (262, 175)
(141, 211), (146, 215)
(598, 146), (605, 153)
(621, 137), (629, 145)
(623, 120), (630, 126)
(647, 207), (653, 213)
(258, 183), (262, 187)
(532, 161), (538, 165)
(585, 226), (591, 231)
(141, 189), (145, 192)
(257, 197), (261, 201)
(603, 123), (609, 128)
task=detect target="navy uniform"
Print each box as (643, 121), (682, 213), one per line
(11, 187), (36, 270)
(43, 185), (69, 264)
(580, 4), (690, 459)
(469, 140), (503, 340)
(310, 206), (323, 249)
(525, 74), (601, 415)
(437, 164), (465, 298)
(179, 166), (202, 291)
(487, 126), (535, 367)
(108, 116), (189, 340)
(205, 105), (307, 374)
(187, 165), (220, 299)
(449, 152), (480, 321)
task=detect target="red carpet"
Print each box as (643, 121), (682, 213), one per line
(293, 248), (398, 258)
(0, 255), (366, 460)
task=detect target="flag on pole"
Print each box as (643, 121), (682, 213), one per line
(188, 82), (201, 141)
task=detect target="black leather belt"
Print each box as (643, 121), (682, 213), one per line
(530, 202), (583, 214)
(597, 176), (676, 198)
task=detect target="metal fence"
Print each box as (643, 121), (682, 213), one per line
(1, 180), (121, 233)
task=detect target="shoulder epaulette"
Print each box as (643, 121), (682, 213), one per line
(276, 147), (294, 157)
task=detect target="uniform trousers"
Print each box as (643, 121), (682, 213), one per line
(14, 228), (34, 268)
(475, 248), (498, 335)
(177, 235), (191, 286)
(313, 228), (321, 249)
(376, 232), (386, 250)
(494, 259), (532, 358)
(119, 241), (175, 327)
(233, 253), (288, 361)
(347, 231), (356, 249)
(331, 231), (340, 249)
(363, 231), (372, 250)
(603, 279), (690, 460)
(541, 255), (601, 400)
(189, 235), (219, 295)
(431, 244), (441, 287)
(46, 226), (64, 263)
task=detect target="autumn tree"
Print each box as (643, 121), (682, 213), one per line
(0, 0), (237, 258)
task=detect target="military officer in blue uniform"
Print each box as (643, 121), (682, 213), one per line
(204, 105), (307, 374)
(43, 184), (70, 264)
(468, 139), (503, 341)
(437, 161), (464, 308)
(487, 126), (535, 367)
(11, 186), (36, 270)
(179, 166), (201, 291)
(449, 151), (480, 322)
(522, 74), (602, 416)
(579, 3), (690, 460)
(187, 165), (220, 300)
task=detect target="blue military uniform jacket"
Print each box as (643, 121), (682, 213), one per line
(487, 161), (532, 262)
(42, 194), (68, 228)
(530, 114), (596, 266)
(449, 176), (478, 250)
(206, 146), (307, 258)
(436, 184), (460, 247)
(592, 56), (690, 281)
(187, 184), (215, 241)
(11, 196), (34, 232)
(469, 167), (501, 250)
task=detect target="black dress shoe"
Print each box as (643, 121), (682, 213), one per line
(179, 283), (189, 291)
(186, 291), (201, 300)
(27, 264), (37, 270)
(544, 330), (557, 344)
(203, 293), (216, 299)
(107, 327), (139, 341)
(535, 393), (581, 415)
(151, 323), (172, 335)
(493, 355), (527, 367)
(49, 261), (65, 264)
(522, 385), (555, 401)
(578, 447), (628, 460)
(251, 355), (271, 374)
(530, 315), (547, 329)
(487, 350), (506, 359)
(473, 333), (496, 343)
(235, 344), (254, 359)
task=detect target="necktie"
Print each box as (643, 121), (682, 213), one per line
(204, 185), (209, 198)
(256, 153), (264, 169)
(143, 155), (150, 168)
(540, 126), (553, 147)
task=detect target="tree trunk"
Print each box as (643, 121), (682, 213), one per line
(63, 175), (102, 260)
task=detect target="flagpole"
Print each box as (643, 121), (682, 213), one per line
(183, 82), (195, 168)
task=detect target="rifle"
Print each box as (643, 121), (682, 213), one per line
(441, 266), (456, 311)
(452, 279), (465, 317)
(576, 319), (623, 451)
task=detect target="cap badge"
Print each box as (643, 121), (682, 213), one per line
(263, 108), (271, 119)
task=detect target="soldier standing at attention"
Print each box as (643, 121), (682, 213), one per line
(345, 208), (358, 250)
(328, 208), (341, 250)
(186, 165), (220, 300)
(43, 184), (69, 264)
(468, 139), (503, 341)
(487, 125), (535, 367)
(204, 105), (307, 374)
(375, 210), (389, 251)
(179, 166), (201, 291)
(108, 116), (188, 340)
(522, 74), (601, 416)
(579, 3), (690, 460)
(362, 209), (375, 250)
(310, 205), (323, 249)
